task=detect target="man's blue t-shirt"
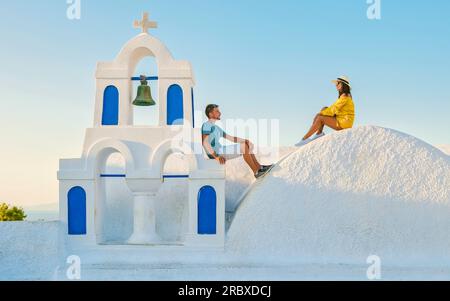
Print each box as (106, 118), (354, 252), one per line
(202, 121), (227, 157)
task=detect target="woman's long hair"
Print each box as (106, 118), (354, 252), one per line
(339, 82), (352, 97)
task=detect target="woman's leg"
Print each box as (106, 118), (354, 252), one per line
(303, 116), (342, 140)
(316, 107), (329, 135)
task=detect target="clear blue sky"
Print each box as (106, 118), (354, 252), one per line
(0, 0), (449, 206)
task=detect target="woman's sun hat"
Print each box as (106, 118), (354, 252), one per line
(332, 76), (351, 89)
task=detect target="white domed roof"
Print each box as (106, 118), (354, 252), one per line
(227, 126), (450, 266)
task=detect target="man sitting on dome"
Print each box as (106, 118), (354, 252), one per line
(202, 104), (273, 179)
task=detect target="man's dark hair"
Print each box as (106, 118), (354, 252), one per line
(205, 104), (219, 118)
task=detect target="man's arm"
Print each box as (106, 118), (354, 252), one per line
(224, 134), (245, 144)
(202, 134), (226, 165)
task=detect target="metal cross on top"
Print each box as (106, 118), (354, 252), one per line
(134, 12), (158, 34)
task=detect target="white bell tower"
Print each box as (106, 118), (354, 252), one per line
(58, 12), (226, 254)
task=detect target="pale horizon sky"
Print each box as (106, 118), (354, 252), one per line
(1, 0), (449, 207)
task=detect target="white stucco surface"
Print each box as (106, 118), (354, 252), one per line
(0, 222), (61, 280)
(2, 127), (450, 280)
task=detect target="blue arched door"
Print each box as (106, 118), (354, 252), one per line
(102, 85), (119, 126)
(68, 186), (87, 235)
(198, 186), (217, 235)
(167, 84), (184, 125)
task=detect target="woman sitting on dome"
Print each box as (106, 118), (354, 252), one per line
(295, 76), (355, 146)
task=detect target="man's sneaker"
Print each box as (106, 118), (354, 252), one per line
(255, 165), (274, 179)
(261, 165), (274, 171)
(255, 169), (267, 179)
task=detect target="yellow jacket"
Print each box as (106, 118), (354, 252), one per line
(321, 96), (355, 129)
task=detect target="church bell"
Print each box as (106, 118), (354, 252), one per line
(133, 75), (156, 106)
